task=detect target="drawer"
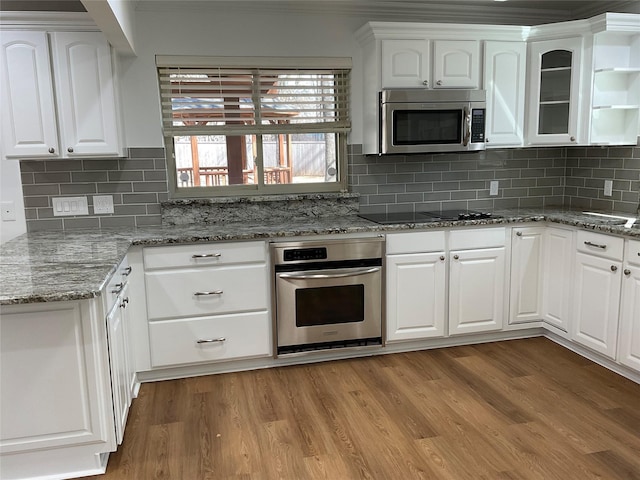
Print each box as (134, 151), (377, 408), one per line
(149, 311), (271, 367)
(627, 239), (640, 266)
(386, 231), (445, 255)
(449, 227), (505, 250)
(576, 231), (624, 261)
(143, 241), (266, 270)
(145, 264), (268, 320)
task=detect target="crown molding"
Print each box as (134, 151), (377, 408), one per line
(0, 11), (96, 29)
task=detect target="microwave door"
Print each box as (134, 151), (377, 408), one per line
(381, 102), (465, 154)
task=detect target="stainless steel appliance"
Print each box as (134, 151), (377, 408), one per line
(380, 89), (486, 154)
(359, 209), (498, 225)
(271, 237), (384, 356)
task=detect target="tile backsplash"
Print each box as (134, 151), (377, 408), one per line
(20, 148), (168, 231)
(19, 143), (640, 231)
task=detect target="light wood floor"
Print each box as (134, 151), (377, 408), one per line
(90, 338), (640, 479)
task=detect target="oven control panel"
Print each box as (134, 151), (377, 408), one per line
(283, 247), (328, 262)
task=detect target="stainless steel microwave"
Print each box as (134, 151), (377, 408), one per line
(379, 89), (486, 155)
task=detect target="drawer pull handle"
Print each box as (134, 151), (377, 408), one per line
(122, 266), (132, 276)
(196, 337), (226, 344)
(194, 290), (223, 296)
(584, 241), (607, 250)
(192, 253), (222, 259)
(111, 282), (125, 294)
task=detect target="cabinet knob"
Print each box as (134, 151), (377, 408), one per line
(611, 265), (618, 272)
(436, 80), (443, 86)
(453, 254), (459, 260)
(624, 269), (631, 276)
(119, 297), (129, 308)
(67, 147), (74, 153)
(570, 136), (575, 142)
(486, 138), (490, 143)
(516, 231), (522, 237)
(440, 255), (445, 261)
(48, 147), (55, 154)
(422, 80), (429, 86)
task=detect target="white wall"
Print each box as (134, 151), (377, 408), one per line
(118, 9), (366, 147)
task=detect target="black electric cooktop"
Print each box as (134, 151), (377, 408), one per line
(358, 209), (498, 225)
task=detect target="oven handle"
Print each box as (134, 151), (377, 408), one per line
(278, 266), (381, 280)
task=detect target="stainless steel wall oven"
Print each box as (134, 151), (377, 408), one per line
(271, 237), (384, 356)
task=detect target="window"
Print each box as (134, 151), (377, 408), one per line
(157, 56), (351, 197)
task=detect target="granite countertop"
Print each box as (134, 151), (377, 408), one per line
(1, 207), (639, 305)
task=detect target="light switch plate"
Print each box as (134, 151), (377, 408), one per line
(52, 197), (89, 216)
(604, 180), (613, 197)
(93, 195), (114, 214)
(1, 201), (16, 221)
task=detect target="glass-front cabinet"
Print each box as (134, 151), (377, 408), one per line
(527, 38), (583, 145)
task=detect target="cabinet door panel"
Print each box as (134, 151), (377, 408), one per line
(386, 252), (446, 341)
(572, 253), (621, 358)
(484, 41), (526, 146)
(0, 31), (59, 158)
(449, 247), (505, 335)
(618, 266), (640, 371)
(381, 39), (429, 88)
(433, 40), (479, 88)
(50, 32), (120, 156)
(509, 228), (544, 325)
(543, 228), (573, 332)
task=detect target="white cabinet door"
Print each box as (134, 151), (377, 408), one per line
(50, 32), (121, 157)
(0, 31), (59, 158)
(509, 227), (544, 325)
(572, 252), (621, 359)
(449, 247), (505, 335)
(542, 227), (573, 333)
(106, 285), (131, 445)
(381, 39), (430, 88)
(527, 38), (583, 145)
(618, 244), (640, 372)
(483, 41), (526, 147)
(433, 40), (480, 88)
(386, 252), (446, 342)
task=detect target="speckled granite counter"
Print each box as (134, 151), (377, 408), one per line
(2, 208), (639, 305)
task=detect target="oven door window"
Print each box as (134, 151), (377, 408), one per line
(393, 109), (462, 145)
(295, 284), (365, 326)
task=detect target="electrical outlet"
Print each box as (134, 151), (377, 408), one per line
(52, 197), (89, 216)
(604, 180), (613, 197)
(93, 195), (114, 214)
(490, 180), (499, 196)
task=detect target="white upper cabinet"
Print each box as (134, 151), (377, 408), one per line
(527, 37), (583, 146)
(50, 32), (122, 157)
(0, 29), (122, 160)
(432, 40), (480, 88)
(0, 31), (60, 158)
(483, 41), (526, 147)
(381, 39), (430, 88)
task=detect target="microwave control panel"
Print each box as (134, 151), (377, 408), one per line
(471, 109), (485, 143)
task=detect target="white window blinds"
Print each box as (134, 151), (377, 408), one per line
(157, 59), (351, 137)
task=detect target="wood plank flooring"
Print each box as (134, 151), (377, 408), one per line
(89, 338), (640, 479)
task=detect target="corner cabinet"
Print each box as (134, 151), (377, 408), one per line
(618, 240), (640, 371)
(0, 29), (123, 160)
(527, 38), (583, 145)
(508, 227), (544, 327)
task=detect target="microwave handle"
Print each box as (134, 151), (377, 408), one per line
(463, 106), (471, 146)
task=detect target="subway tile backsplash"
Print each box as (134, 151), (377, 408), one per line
(19, 143), (640, 231)
(21, 148), (168, 231)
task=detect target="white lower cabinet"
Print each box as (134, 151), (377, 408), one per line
(143, 241), (272, 368)
(618, 240), (640, 371)
(449, 246), (506, 335)
(509, 227), (545, 326)
(542, 227), (574, 333)
(0, 300), (116, 479)
(571, 232), (625, 359)
(386, 252), (446, 341)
